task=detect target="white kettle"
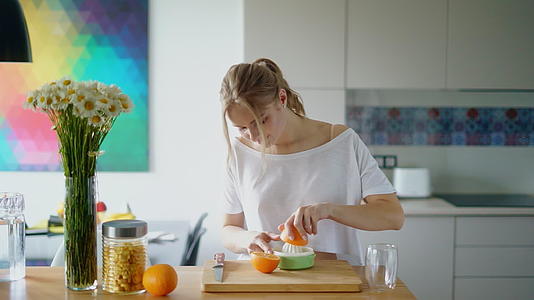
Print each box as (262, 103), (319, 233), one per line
(393, 168), (432, 198)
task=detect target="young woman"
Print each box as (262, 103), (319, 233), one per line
(219, 58), (404, 265)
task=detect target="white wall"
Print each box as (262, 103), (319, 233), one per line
(0, 0), (244, 264)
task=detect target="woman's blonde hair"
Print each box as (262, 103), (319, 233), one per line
(219, 58), (305, 164)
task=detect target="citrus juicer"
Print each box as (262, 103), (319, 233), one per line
(282, 242), (308, 253)
(274, 226), (316, 270)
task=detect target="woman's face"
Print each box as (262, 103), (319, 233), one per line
(227, 96), (287, 147)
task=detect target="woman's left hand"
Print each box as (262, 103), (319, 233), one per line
(278, 203), (332, 238)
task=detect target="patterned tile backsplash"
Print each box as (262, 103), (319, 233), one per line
(346, 106), (534, 146)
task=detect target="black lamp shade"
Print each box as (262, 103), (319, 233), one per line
(0, 0), (32, 62)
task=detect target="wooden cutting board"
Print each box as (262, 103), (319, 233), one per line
(201, 259), (362, 293)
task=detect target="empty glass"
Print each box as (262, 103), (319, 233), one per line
(365, 243), (398, 292)
(0, 192), (26, 282)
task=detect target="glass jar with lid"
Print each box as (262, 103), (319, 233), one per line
(0, 192), (25, 282)
(102, 220), (148, 294)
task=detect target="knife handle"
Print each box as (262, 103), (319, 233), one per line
(214, 252), (225, 264)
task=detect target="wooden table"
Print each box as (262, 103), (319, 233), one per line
(0, 267), (416, 299)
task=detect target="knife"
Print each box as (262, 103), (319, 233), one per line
(212, 252), (225, 282)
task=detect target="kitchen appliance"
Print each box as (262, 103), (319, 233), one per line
(201, 260), (361, 292)
(393, 168), (431, 198)
(436, 193), (534, 207)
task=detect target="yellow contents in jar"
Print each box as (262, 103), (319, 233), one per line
(102, 242), (146, 293)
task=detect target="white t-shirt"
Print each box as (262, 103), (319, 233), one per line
(223, 128), (395, 265)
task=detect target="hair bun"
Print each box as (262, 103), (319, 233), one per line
(252, 58), (283, 77)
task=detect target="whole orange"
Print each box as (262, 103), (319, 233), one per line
(250, 252), (280, 273)
(142, 264), (178, 296)
(280, 224), (308, 246)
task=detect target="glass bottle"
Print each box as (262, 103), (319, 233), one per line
(102, 220), (148, 294)
(0, 192), (25, 282)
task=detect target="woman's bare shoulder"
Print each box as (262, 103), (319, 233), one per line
(305, 119), (350, 139)
(332, 124), (350, 138)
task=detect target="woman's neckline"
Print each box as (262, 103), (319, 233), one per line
(234, 128), (352, 159)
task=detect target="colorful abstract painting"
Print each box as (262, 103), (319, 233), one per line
(347, 106), (534, 146)
(0, 0), (148, 171)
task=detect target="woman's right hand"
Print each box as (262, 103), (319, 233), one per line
(246, 231), (281, 254)
(223, 213), (281, 255)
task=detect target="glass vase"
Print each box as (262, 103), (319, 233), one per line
(64, 176), (98, 290)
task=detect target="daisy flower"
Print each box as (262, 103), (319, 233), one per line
(104, 84), (122, 99)
(23, 90), (39, 110)
(73, 89), (91, 104)
(118, 94), (134, 112)
(83, 80), (99, 92)
(87, 113), (106, 127)
(51, 88), (71, 111)
(75, 98), (98, 118)
(95, 97), (111, 108)
(105, 101), (121, 117)
(58, 77), (74, 89)
(47, 79), (58, 88)
(36, 86), (55, 110)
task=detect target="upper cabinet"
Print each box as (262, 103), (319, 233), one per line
(447, 0), (534, 89)
(298, 90), (346, 124)
(245, 0), (534, 90)
(347, 0), (447, 89)
(244, 0), (346, 89)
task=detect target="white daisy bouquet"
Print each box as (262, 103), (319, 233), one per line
(24, 77), (133, 176)
(23, 78), (133, 290)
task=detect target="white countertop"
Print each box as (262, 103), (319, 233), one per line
(400, 197), (534, 216)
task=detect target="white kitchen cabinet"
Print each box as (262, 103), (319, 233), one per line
(455, 278), (534, 300)
(455, 247), (534, 277)
(447, 0), (534, 89)
(455, 216), (534, 246)
(358, 216), (455, 300)
(244, 0), (345, 89)
(346, 0), (447, 88)
(298, 89), (346, 125)
(453, 216), (534, 300)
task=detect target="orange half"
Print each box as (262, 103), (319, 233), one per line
(280, 224), (308, 246)
(250, 252), (280, 273)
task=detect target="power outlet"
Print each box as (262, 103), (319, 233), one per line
(373, 155), (397, 169)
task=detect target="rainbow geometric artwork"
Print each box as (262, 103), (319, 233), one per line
(0, 0), (148, 171)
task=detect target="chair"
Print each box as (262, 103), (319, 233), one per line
(180, 212), (208, 266)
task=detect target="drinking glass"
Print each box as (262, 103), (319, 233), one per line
(0, 192), (26, 282)
(365, 243), (398, 292)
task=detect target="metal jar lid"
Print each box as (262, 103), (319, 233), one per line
(102, 220), (147, 238)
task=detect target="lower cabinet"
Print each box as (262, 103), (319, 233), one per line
(455, 247), (534, 277)
(453, 216), (534, 300)
(358, 215), (534, 300)
(358, 216), (455, 300)
(454, 278), (534, 300)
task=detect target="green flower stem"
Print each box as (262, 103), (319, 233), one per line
(64, 176), (97, 289)
(48, 107), (115, 289)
